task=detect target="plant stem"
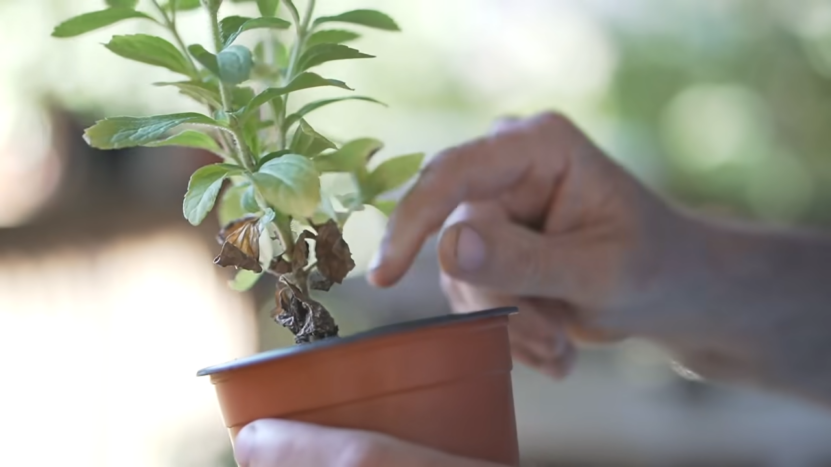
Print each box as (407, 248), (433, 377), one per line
(274, 214), (295, 254)
(207, 5), (257, 171)
(279, 0), (316, 149)
(150, 0), (243, 164)
(150, 0), (198, 76)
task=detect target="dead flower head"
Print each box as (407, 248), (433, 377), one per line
(313, 219), (355, 286)
(214, 215), (263, 273)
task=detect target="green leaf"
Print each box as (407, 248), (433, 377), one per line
(254, 155), (321, 218)
(184, 163), (243, 226)
(371, 199), (397, 217)
(188, 44), (220, 75)
(217, 45), (253, 84)
(257, 150), (291, 169)
(105, 34), (193, 76)
(256, 0), (279, 17)
(313, 138), (383, 173)
(228, 269), (263, 291)
(203, 0), (223, 13)
(313, 10), (400, 31)
(106, 0), (139, 7)
(257, 0), (280, 17)
(220, 16), (291, 48)
(218, 184), (251, 225)
(84, 113), (225, 150)
(280, 0), (300, 24)
(306, 30), (361, 49)
(285, 96), (385, 128)
(52, 8), (156, 38)
(290, 120), (335, 157)
(240, 72), (353, 120)
(162, 0), (202, 11)
(241, 185), (260, 212)
(363, 153), (424, 199)
(155, 81), (222, 107)
(297, 43), (374, 73)
(143, 130), (222, 153)
(232, 86), (257, 109)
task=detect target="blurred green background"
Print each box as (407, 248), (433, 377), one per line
(2, 0), (831, 466)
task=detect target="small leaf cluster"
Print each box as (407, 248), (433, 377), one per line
(53, 0), (423, 305)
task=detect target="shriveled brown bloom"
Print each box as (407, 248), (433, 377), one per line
(272, 277), (339, 343)
(314, 219), (355, 284)
(214, 215), (263, 273)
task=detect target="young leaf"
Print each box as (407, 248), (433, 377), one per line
(220, 16), (291, 48)
(203, 0), (223, 13)
(363, 153), (424, 199)
(232, 86), (257, 109)
(370, 199), (396, 217)
(240, 72), (353, 120)
(285, 96), (385, 128)
(163, 0), (202, 11)
(188, 44), (220, 75)
(257, 150), (291, 169)
(253, 155), (321, 218)
(106, 0), (139, 8)
(290, 120), (336, 157)
(241, 185), (261, 212)
(306, 30), (361, 49)
(143, 130), (222, 153)
(155, 81), (222, 107)
(257, 0), (280, 17)
(184, 163), (243, 226)
(84, 113), (226, 149)
(228, 269), (264, 291)
(297, 44), (374, 73)
(217, 45), (253, 84)
(313, 10), (400, 31)
(52, 8), (157, 38)
(280, 0), (300, 24)
(105, 34), (193, 76)
(218, 184), (252, 225)
(313, 138), (382, 173)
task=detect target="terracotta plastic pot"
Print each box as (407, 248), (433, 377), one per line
(197, 307), (520, 466)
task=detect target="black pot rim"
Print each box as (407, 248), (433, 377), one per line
(197, 306), (518, 377)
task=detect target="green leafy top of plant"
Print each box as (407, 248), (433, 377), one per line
(53, 0), (423, 344)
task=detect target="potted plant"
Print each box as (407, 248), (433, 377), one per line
(53, 1), (520, 464)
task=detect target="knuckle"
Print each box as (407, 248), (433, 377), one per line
(533, 110), (569, 127)
(529, 111), (578, 137)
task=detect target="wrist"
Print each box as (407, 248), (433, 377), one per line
(625, 209), (762, 360)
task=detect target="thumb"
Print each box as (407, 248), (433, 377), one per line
(438, 220), (571, 297)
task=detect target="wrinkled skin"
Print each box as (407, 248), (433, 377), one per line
(370, 112), (694, 378)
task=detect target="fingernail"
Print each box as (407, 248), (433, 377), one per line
(234, 423), (257, 467)
(369, 250), (383, 271)
(455, 225), (486, 272)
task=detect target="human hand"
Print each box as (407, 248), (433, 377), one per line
(233, 419), (506, 467)
(368, 112), (699, 378)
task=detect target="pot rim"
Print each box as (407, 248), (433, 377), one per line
(197, 307), (517, 377)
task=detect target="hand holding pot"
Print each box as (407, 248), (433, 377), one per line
(233, 419), (506, 467)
